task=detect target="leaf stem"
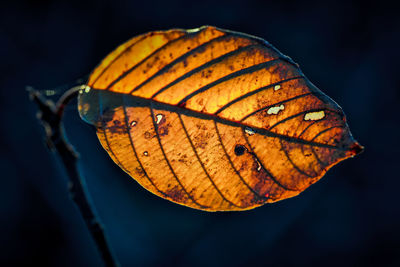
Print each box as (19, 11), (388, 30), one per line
(28, 86), (119, 267)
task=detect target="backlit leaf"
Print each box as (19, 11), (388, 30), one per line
(78, 26), (363, 211)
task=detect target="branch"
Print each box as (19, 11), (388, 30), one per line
(28, 86), (119, 267)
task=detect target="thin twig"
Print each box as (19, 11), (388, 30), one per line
(28, 86), (119, 267)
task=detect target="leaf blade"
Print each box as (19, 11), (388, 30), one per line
(79, 26), (363, 211)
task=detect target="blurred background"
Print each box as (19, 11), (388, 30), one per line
(1, 0), (399, 266)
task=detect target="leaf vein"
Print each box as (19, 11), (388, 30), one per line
(177, 113), (241, 209)
(150, 44), (267, 99)
(128, 34), (229, 94)
(105, 30), (198, 90)
(176, 58), (282, 105)
(90, 34), (148, 87)
(150, 104), (208, 209)
(121, 96), (168, 197)
(215, 76), (304, 115)
(241, 127), (297, 191)
(213, 121), (268, 202)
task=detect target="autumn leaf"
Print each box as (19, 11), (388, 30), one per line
(78, 26), (363, 211)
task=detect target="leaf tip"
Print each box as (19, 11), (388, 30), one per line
(347, 141), (364, 158)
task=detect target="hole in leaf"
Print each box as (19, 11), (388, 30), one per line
(234, 144), (246, 156)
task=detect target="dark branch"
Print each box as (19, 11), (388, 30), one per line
(28, 86), (119, 267)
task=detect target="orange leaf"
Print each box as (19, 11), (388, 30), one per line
(78, 26), (363, 211)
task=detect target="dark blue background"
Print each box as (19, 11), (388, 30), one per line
(1, 0), (399, 266)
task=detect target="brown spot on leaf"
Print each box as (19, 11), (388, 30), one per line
(135, 167), (145, 176)
(144, 131), (153, 139)
(193, 130), (212, 149)
(166, 186), (185, 202)
(201, 69), (213, 78)
(105, 118), (126, 134)
(239, 160), (248, 172)
(101, 108), (115, 124)
(178, 154), (189, 165)
(158, 122), (171, 136)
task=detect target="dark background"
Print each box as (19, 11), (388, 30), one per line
(1, 0), (399, 266)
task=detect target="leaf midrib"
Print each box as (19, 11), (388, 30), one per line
(91, 89), (350, 152)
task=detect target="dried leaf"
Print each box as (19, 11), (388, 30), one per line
(78, 26), (363, 211)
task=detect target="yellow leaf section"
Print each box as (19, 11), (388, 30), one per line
(89, 29), (187, 89)
(153, 45), (279, 105)
(185, 59), (300, 113)
(88, 34), (146, 85)
(108, 26), (226, 93)
(131, 35), (258, 98)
